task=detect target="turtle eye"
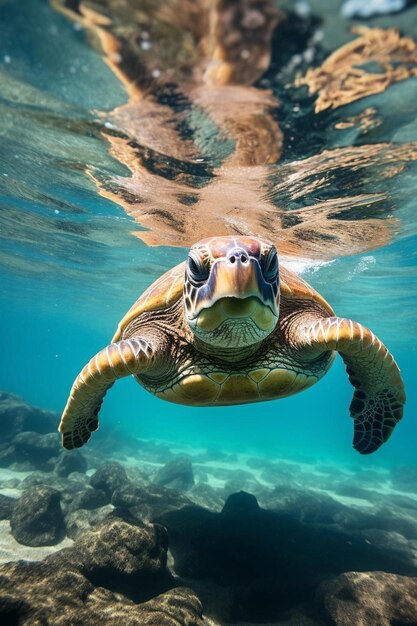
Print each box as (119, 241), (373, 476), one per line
(262, 247), (278, 282)
(187, 252), (210, 285)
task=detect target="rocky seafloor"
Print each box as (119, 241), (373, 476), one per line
(1, 392), (417, 625)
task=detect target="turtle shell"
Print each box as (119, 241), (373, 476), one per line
(111, 260), (334, 343)
(112, 262), (186, 342)
(279, 265), (334, 315)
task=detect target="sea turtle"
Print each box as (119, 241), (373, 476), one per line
(59, 236), (405, 454)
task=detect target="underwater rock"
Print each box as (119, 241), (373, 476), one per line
(153, 456), (195, 492)
(10, 485), (65, 546)
(67, 471), (91, 489)
(195, 448), (238, 463)
(1, 477), (20, 489)
(57, 517), (167, 575)
(188, 482), (225, 512)
(158, 491), (416, 621)
(223, 469), (264, 497)
(92, 434), (174, 465)
(0, 391), (58, 441)
(0, 517), (203, 624)
(350, 469), (387, 487)
(246, 456), (270, 470)
(0, 494), (15, 520)
(89, 462), (129, 499)
(263, 485), (346, 525)
(258, 460), (303, 483)
(111, 483), (192, 521)
(373, 507), (417, 541)
(54, 449), (88, 477)
(12, 431), (60, 471)
(334, 505), (417, 542)
(125, 465), (151, 484)
(386, 493), (417, 512)
(134, 438), (175, 463)
(318, 571), (417, 626)
(65, 505), (114, 540)
(0, 445), (17, 468)
(111, 483), (152, 508)
(333, 481), (375, 502)
(194, 468), (209, 483)
(0, 566), (203, 626)
(69, 487), (108, 512)
(20, 470), (83, 494)
(50, 518), (170, 600)
(355, 529), (415, 565)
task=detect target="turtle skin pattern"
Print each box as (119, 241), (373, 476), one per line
(303, 317), (405, 454)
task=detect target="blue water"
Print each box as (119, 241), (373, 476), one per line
(1, 0), (416, 471)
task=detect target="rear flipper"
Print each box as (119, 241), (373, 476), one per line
(301, 317), (405, 454)
(59, 338), (154, 449)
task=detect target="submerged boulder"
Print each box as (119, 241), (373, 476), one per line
(188, 482), (224, 512)
(390, 466), (417, 494)
(20, 471), (83, 494)
(90, 462), (129, 499)
(111, 484), (149, 509)
(153, 456), (195, 492)
(12, 431), (61, 471)
(51, 518), (168, 584)
(0, 391), (58, 442)
(158, 490), (417, 622)
(68, 488), (108, 513)
(54, 450), (88, 477)
(0, 567), (203, 626)
(318, 571), (417, 625)
(0, 445), (17, 468)
(10, 485), (65, 546)
(0, 494), (15, 520)
(111, 483), (192, 521)
(0, 518), (203, 625)
(133, 438), (175, 463)
(262, 484), (345, 525)
(65, 505), (114, 540)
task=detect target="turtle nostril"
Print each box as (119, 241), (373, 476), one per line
(227, 249), (250, 265)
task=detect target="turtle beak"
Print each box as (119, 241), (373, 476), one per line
(193, 247), (279, 319)
(214, 254), (262, 300)
(194, 252), (279, 334)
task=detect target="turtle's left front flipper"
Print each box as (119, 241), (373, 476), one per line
(59, 339), (154, 450)
(300, 317), (406, 454)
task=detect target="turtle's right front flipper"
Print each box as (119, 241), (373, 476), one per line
(59, 339), (154, 449)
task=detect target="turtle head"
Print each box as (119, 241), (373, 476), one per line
(184, 236), (280, 349)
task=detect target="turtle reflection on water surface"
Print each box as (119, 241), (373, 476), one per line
(59, 236), (405, 455)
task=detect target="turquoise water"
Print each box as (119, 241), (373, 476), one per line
(1, 0), (416, 471)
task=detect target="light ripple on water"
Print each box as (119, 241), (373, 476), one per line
(1, 1), (416, 335)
